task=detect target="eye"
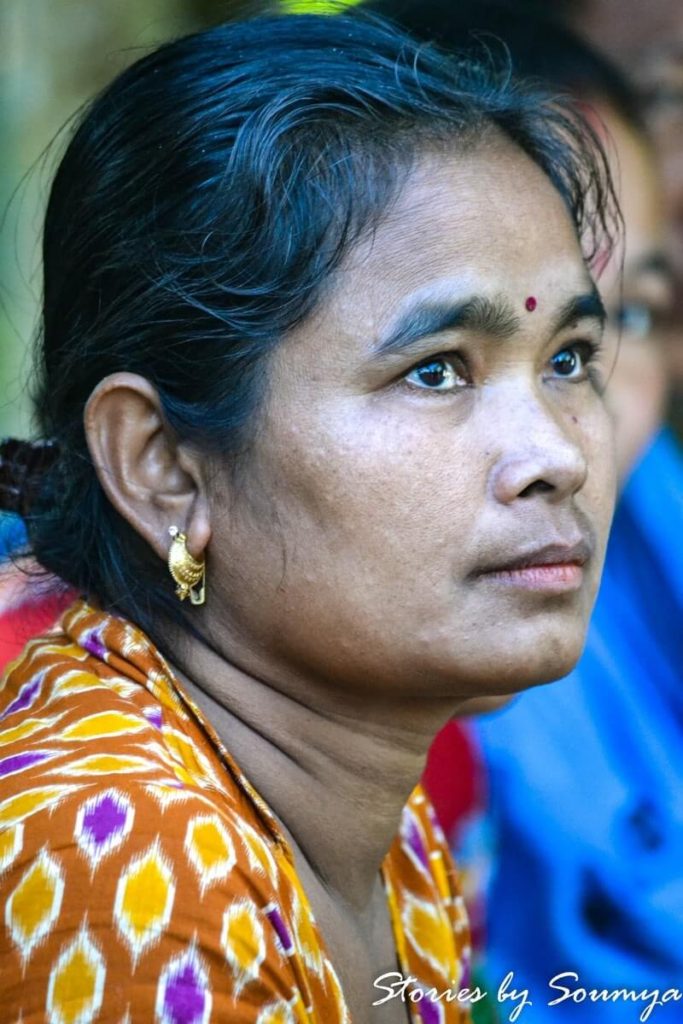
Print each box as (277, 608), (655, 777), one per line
(614, 302), (652, 338)
(402, 355), (468, 392)
(549, 341), (601, 381)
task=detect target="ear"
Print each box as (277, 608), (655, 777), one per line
(84, 372), (211, 562)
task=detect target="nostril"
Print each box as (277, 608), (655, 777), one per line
(519, 479), (554, 498)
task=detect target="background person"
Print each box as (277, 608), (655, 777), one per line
(573, 0), (683, 437)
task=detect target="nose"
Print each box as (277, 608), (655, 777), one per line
(488, 389), (588, 505)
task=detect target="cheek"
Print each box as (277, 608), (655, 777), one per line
(580, 400), (618, 545)
(232, 400), (492, 691)
(281, 400), (451, 509)
(263, 398), (485, 585)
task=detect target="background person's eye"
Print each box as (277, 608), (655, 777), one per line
(550, 341), (600, 381)
(613, 301), (652, 339)
(403, 356), (468, 392)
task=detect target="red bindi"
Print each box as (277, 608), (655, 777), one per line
(525, 296), (537, 312)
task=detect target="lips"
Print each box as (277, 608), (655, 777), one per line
(472, 538), (593, 577)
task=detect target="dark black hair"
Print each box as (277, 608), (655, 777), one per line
(5, 10), (617, 639)
(363, 0), (648, 135)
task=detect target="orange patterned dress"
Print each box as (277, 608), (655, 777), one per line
(0, 600), (472, 1023)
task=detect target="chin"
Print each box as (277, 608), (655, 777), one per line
(513, 643), (584, 690)
(457, 635), (585, 697)
(510, 606), (593, 686)
(455, 693), (517, 716)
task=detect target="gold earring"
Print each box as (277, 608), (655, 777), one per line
(167, 526), (206, 605)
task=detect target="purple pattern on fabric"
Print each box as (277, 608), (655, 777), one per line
(80, 792), (129, 847)
(161, 961), (207, 1024)
(0, 673), (43, 720)
(419, 995), (443, 1024)
(405, 814), (430, 872)
(265, 905), (294, 955)
(82, 629), (107, 661)
(0, 749), (51, 777)
(144, 706), (164, 729)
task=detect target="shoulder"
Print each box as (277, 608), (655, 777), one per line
(0, 623), (287, 916)
(0, 772), (308, 1021)
(0, 633), (316, 1021)
(0, 616), (233, 796)
(0, 635), (177, 794)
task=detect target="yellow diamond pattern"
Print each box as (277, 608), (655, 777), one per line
(6, 848), (64, 960)
(221, 899), (266, 996)
(47, 924), (106, 1024)
(60, 711), (146, 742)
(184, 815), (236, 895)
(114, 840), (175, 963)
(61, 754), (157, 777)
(402, 890), (458, 977)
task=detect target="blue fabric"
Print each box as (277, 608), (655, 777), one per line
(476, 429), (683, 1022)
(0, 513), (26, 563)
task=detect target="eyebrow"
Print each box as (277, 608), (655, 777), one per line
(552, 288), (606, 335)
(372, 287), (606, 360)
(635, 251), (676, 283)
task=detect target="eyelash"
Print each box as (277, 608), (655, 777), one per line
(398, 339), (606, 395)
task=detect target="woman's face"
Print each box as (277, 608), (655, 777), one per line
(207, 136), (617, 700)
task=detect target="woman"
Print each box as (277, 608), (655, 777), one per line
(367, 3), (681, 1015)
(0, 11), (617, 1023)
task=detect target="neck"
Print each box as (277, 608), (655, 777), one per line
(166, 635), (467, 912)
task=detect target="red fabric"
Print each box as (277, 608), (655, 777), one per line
(422, 718), (483, 842)
(0, 587), (74, 671)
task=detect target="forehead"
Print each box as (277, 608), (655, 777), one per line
(321, 136), (591, 339)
